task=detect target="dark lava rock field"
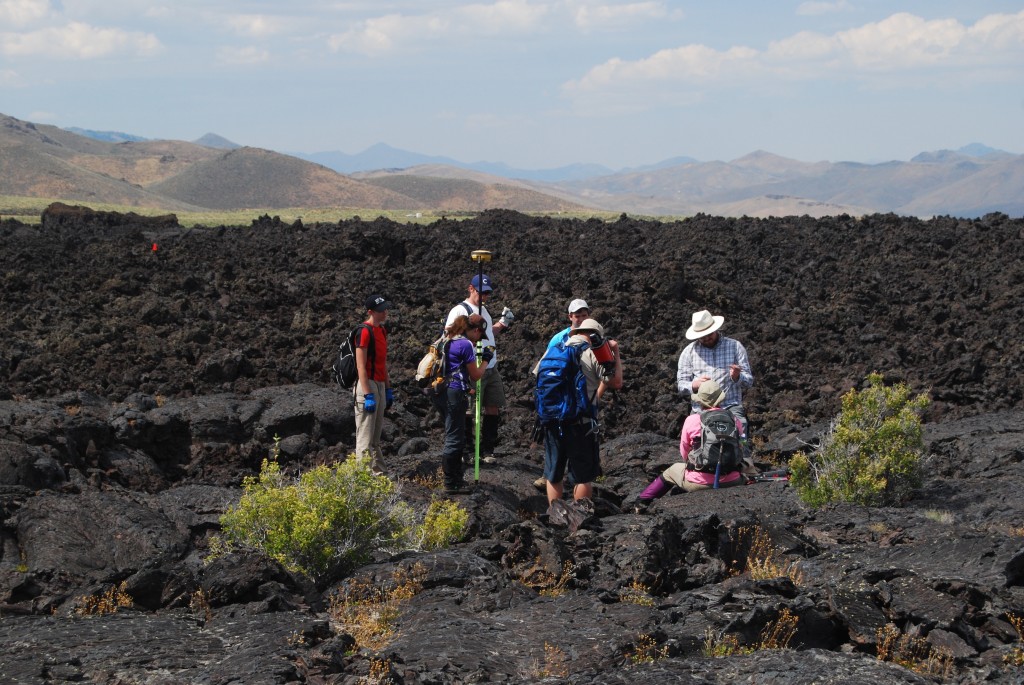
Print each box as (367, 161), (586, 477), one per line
(0, 206), (1022, 683)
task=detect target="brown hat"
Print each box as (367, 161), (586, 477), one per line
(467, 313), (487, 331)
(695, 379), (726, 408)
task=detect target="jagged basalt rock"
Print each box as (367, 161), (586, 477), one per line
(0, 210), (1022, 683)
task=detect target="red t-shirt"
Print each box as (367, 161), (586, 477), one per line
(357, 324), (388, 381)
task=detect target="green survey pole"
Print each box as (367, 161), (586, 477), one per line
(470, 249), (491, 481)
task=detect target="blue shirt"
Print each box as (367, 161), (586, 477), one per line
(546, 326), (571, 349)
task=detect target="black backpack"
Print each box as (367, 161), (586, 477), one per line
(333, 324), (373, 390)
(688, 407), (742, 472)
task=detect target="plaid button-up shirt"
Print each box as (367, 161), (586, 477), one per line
(676, 335), (754, 413)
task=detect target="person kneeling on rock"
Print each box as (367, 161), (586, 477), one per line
(637, 379), (754, 508)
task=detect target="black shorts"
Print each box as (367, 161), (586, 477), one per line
(543, 421), (601, 485)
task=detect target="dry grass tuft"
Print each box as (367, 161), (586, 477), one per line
(76, 581), (133, 616)
(703, 608), (799, 656)
(620, 579), (655, 607)
(329, 563), (427, 651)
(876, 623), (955, 678)
(1005, 614), (1024, 667)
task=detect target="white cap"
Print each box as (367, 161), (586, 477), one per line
(568, 298), (590, 314)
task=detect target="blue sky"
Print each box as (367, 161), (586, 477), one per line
(2, 1), (1023, 169)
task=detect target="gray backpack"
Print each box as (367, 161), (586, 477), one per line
(688, 408), (742, 472)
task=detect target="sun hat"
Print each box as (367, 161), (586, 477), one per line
(570, 318), (604, 337)
(364, 294), (390, 312)
(685, 309), (725, 340)
(695, 379), (726, 408)
(567, 298), (590, 314)
(470, 274), (493, 292)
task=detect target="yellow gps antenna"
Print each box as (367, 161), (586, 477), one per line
(470, 249), (492, 481)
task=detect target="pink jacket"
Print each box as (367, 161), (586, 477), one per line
(679, 410), (744, 486)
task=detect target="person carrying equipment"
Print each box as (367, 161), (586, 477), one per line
(444, 273), (514, 464)
(433, 314), (489, 494)
(535, 318), (622, 506)
(354, 294), (392, 476)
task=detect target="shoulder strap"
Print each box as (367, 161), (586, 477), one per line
(356, 323), (375, 370)
(461, 302), (473, 317)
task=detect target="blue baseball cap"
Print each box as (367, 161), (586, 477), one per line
(470, 274), (493, 292)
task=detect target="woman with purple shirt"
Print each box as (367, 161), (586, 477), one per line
(437, 314), (489, 494)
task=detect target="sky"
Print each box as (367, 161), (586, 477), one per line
(1, 1), (1023, 170)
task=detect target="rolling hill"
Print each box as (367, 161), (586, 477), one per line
(0, 113), (587, 214)
(4, 111), (1022, 217)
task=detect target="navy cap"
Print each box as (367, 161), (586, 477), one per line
(470, 274), (493, 292)
(364, 294), (390, 312)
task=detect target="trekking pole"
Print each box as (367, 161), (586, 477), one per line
(470, 249), (492, 482)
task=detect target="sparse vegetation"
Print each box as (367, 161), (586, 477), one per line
(1006, 614), (1024, 667)
(190, 588), (212, 625)
(922, 509), (955, 524)
(626, 633), (669, 666)
(790, 373), (929, 507)
(620, 579), (656, 607)
(215, 452), (467, 582)
(416, 497), (469, 550)
(76, 582), (133, 616)
(702, 608), (799, 656)
(0, 194), (626, 227)
(532, 560), (578, 597)
(524, 643), (571, 679)
(329, 563), (427, 652)
(729, 525), (804, 584)
(875, 623), (955, 678)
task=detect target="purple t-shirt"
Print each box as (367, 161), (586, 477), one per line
(446, 338), (477, 391)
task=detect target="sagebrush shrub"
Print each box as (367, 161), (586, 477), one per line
(216, 455), (465, 581)
(790, 373), (929, 507)
(417, 498), (469, 550)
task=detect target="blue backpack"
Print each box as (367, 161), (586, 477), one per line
(535, 342), (595, 424)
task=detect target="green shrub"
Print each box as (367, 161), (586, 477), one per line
(216, 455), (466, 581)
(790, 373), (929, 507)
(417, 498), (469, 550)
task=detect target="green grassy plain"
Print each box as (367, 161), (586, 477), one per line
(0, 195), (634, 227)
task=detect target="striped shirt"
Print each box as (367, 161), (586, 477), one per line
(676, 335), (754, 412)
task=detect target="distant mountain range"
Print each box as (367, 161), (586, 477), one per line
(0, 113), (585, 214)
(0, 112), (1019, 218)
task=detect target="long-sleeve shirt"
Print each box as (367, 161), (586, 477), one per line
(676, 335), (753, 413)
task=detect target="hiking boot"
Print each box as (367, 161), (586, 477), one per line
(633, 498), (653, 514)
(533, 476), (547, 490)
(444, 483), (472, 495)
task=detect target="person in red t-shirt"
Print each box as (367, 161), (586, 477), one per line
(354, 294), (391, 475)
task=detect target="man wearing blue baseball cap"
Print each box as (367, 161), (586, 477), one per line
(445, 273), (515, 464)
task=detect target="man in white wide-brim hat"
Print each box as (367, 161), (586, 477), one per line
(675, 309), (754, 432)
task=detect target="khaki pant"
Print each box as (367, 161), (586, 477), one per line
(354, 379), (387, 474)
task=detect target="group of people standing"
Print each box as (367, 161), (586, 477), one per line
(347, 273), (755, 509)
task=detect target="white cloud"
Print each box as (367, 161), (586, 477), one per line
(217, 45), (271, 65)
(796, 0), (851, 17)
(328, 0), (550, 56)
(0, 21), (162, 58)
(0, 0), (50, 27)
(566, 10), (1024, 98)
(570, 1), (673, 31)
(0, 67), (24, 86)
(226, 14), (285, 38)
